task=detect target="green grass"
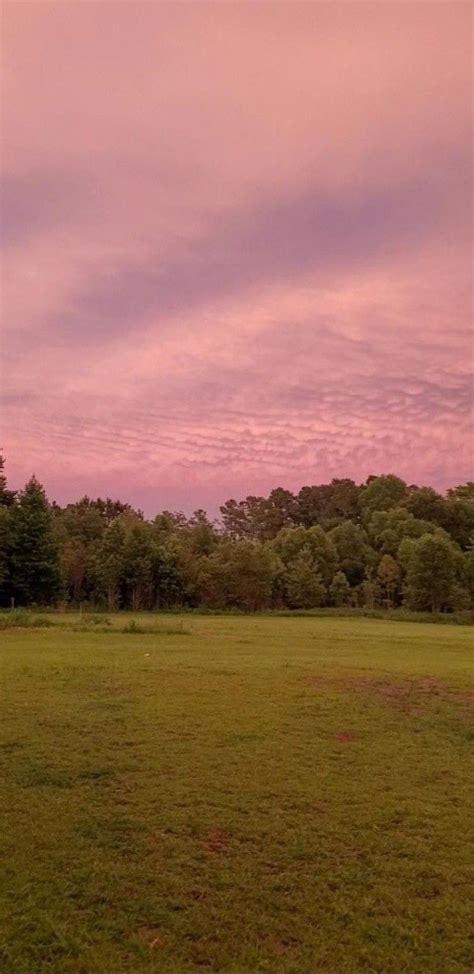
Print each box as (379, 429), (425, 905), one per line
(1, 615), (473, 973)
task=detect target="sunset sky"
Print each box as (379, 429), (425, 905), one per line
(2, 1), (472, 515)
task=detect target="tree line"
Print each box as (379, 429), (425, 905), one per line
(1, 456), (473, 613)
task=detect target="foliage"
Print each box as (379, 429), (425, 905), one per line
(0, 455), (16, 507)
(360, 473), (408, 518)
(376, 554), (401, 608)
(0, 456), (472, 613)
(328, 521), (376, 587)
(196, 541), (281, 611)
(0, 609), (56, 629)
(91, 517), (128, 609)
(401, 533), (464, 612)
(282, 549), (326, 609)
(329, 569), (351, 606)
(297, 478), (359, 530)
(368, 506), (436, 556)
(4, 477), (62, 606)
(271, 525), (336, 585)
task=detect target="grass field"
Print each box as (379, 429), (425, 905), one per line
(1, 614), (473, 973)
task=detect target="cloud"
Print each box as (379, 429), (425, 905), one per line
(2, 1), (472, 512)
(4, 241), (471, 512)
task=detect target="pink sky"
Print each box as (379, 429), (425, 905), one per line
(2, 2), (472, 514)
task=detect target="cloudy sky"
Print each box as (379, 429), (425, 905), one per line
(2, 1), (472, 514)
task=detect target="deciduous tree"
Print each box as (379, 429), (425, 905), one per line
(402, 533), (463, 612)
(329, 570), (351, 607)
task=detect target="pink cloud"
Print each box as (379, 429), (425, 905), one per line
(2, 2), (472, 513)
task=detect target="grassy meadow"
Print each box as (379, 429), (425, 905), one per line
(1, 613), (473, 973)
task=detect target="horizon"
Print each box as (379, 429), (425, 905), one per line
(2, 2), (473, 514)
(2, 457), (471, 521)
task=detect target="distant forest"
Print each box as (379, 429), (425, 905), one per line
(1, 456), (473, 613)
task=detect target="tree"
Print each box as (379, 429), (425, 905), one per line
(9, 477), (62, 605)
(61, 539), (88, 602)
(359, 474), (408, 519)
(2, 463), (472, 615)
(271, 525), (336, 587)
(220, 496), (258, 539)
(197, 541), (281, 611)
(462, 544), (474, 609)
(443, 497), (474, 550)
(153, 511), (188, 539)
(403, 484), (474, 549)
(92, 518), (127, 609)
(0, 458), (15, 601)
(93, 496), (140, 526)
(404, 486), (447, 526)
(402, 533), (463, 612)
(328, 521), (376, 587)
(184, 510), (219, 556)
(0, 506), (11, 599)
(255, 488), (298, 540)
(122, 521), (155, 610)
(53, 501), (108, 604)
(296, 479), (360, 529)
(296, 485), (328, 528)
(283, 549), (326, 608)
(357, 575), (376, 608)
(447, 483), (474, 503)
(59, 499), (105, 544)
(320, 479), (360, 529)
(329, 570), (351, 607)
(0, 455), (16, 507)
(376, 554), (400, 607)
(368, 507), (436, 556)
(220, 490), (298, 541)
(151, 543), (186, 609)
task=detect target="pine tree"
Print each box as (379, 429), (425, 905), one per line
(0, 506), (11, 600)
(284, 549), (326, 608)
(9, 477), (62, 605)
(0, 454), (16, 507)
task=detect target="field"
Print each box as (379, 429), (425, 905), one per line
(1, 614), (473, 973)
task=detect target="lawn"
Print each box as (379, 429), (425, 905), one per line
(0, 615), (473, 973)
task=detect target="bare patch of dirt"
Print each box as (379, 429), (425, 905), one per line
(257, 932), (287, 956)
(203, 828), (230, 854)
(312, 800), (329, 814)
(335, 730), (356, 743)
(305, 672), (474, 719)
(369, 677), (474, 719)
